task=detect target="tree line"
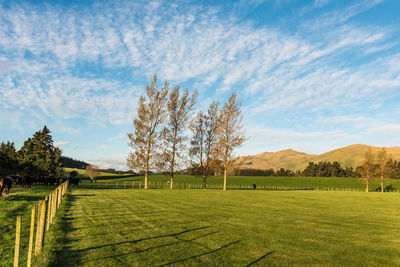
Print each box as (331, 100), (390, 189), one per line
(127, 75), (246, 190)
(0, 126), (63, 179)
(232, 168), (295, 177)
(301, 161), (356, 177)
(61, 156), (89, 169)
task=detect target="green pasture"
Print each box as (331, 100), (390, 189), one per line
(76, 174), (400, 191)
(64, 168), (120, 178)
(37, 188), (400, 266)
(0, 187), (57, 267)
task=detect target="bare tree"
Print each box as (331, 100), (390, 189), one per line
(85, 165), (99, 183)
(127, 75), (169, 189)
(358, 147), (376, 192)
(376, 147), (393, 192)
(190, 101), (219, 189)
(216, 93), (246, 190)
(163, 86), (197, 189)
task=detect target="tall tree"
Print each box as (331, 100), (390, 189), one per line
(85, 164), (99, 182)
(163, 86), (197, 189)
(375, 147), (392, 192)
(0, 141), (18, 176)
(190, 101), (219, 189)
(127, 75), (169, 189)
(216, 93), (246, 190)
(358, 147), (376, 192)
(18, 126), (63, 178)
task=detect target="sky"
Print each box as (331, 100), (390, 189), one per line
(0, 0), (400, 170)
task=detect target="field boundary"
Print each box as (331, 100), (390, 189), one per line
(10, 180), (69, 267)
(76, 180), (400, 193)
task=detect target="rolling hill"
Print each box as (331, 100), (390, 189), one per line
(236, 144), (400, 171)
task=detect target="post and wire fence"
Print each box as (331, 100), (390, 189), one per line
(11, 180), (69, 267)
(78, 180), (400, 193)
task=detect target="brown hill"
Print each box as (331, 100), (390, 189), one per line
(236, 144), (400, 171)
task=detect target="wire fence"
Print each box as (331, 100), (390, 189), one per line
(7, 180), (69, 267)
(76, 180), (400, 193)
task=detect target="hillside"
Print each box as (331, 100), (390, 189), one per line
(236, 144), (400, 171)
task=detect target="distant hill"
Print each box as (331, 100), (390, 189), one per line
(61, 156), (89, 169)
(236, 144), (400, 171)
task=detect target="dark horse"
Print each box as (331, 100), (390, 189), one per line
(0, 177), (13, 197)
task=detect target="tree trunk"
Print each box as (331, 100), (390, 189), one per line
(170, 132), (177, 190)
(145, 136), (151, 190)
(381, 175), (383, 192)
(145, 164), (148, 189)
(366, 180), (369, 192)
(223, 168), (227, 191)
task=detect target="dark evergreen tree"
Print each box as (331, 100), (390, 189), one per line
(0, 141), (18, 176)
(18, 126), (63, 178)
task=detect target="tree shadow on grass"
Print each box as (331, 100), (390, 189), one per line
(70, 217), (198, 231)
(158, 240), (241, 266)
(5, 195), (46, 202)
(245, 251), (275, 266)
(50, 194), (83, 267)
(73, 226), (211, 254)
(79, 230), (219, 264)
(63, 210), (169, 220)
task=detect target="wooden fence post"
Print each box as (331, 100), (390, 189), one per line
(52, 190), (57, 221)
(116, 181), (118, 189)
(27, 206), (35, 267)
(47, 193), (51, 231)
(57, 188), (61, 208)
(35, 201), (43, 254)
(35, 200), (46, 254)
(132, 181), (135, 189)
(14, 215), (22, 267)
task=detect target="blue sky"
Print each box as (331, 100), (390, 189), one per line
(1, 0), (400, 170)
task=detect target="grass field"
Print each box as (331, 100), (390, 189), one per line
(0, 187), (57, 267)
(64, 168), (120, 178)
(38, 188), (400, 266)
(75, 174), (400, 191)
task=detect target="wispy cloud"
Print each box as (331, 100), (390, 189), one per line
(54, 141), (70, 147)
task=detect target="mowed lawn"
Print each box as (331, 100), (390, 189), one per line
(48, 189), (400, 266)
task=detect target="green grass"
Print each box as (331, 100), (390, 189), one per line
(44, 188), (400, 266)
(78, 174), (400, 191)
(0, 186), (57, 267)
(64, 168), (121, 178)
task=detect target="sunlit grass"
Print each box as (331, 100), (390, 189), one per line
(42, 188), (400, 266)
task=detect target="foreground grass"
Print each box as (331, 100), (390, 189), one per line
(0, 187), (57, 267)
(50, 188), (400, 266)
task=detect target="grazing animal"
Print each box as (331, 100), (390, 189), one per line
(0, 177), (13, 197)
(70, 178), (80, 186)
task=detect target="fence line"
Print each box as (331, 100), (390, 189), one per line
(12, 180), (69, 267)
(77, 180), (400, 193)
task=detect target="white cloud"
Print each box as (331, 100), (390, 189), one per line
(98, 144), (110, 150)
(54, 141), (70, 147)
(88, 157), (128, 170)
